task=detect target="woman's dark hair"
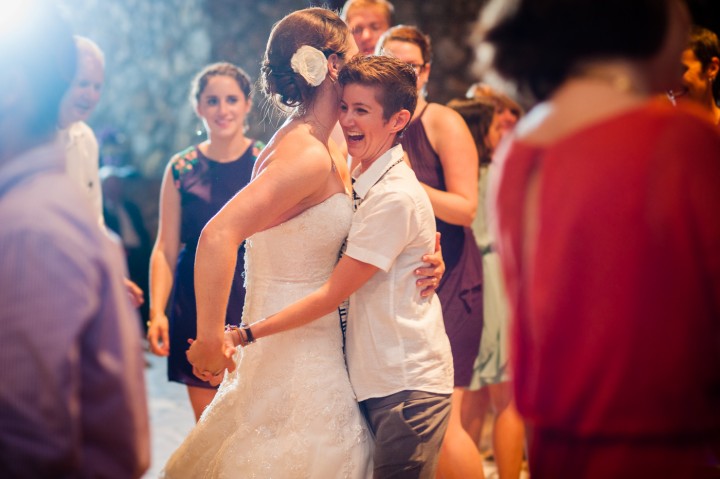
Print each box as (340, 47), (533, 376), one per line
(190, 62), (252, 108)
(447, 98), (496, 165)
(377, 24), (432, 64)
(260, 8), (350, 110)
(478, 0), (672, 102)
(687, 25), (720, 101)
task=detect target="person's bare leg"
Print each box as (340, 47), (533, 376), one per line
(436, 388), (485, 479)
(187, 386), (217, 422)
(461, 388), (490, 447)
(488, 382), (525, 479)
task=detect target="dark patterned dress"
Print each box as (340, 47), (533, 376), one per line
(167, 140), (263, 388)
(401, 105), (484, 387)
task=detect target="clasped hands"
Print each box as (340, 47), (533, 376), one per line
(186, 333), (237, 386)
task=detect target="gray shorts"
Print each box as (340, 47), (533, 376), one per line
(360, 390), (451, 479)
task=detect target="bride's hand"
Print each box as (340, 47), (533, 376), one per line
(204, 337), (238, 386)
(415, 232), (444, 297)
(187, 337), (236, 382)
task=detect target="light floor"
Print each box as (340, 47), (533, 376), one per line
(141, 351), (528, 478)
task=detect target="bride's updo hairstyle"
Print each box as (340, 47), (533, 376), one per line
(261, 8), (351, 110)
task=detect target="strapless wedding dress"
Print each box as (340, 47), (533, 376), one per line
(162, 193), (373, 478)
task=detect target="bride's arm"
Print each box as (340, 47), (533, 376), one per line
(233, 255), (379, 345)
(187, 142), (336, 376)
(415, 232), (444, 297)
(226, 236), (444, 348)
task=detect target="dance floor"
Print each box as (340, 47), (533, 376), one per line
(141, 351), (527, 479)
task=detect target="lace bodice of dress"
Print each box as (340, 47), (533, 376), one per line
(243, 192), (352, 327)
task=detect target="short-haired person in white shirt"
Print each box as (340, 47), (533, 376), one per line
(58, 36), (145, 308)
(58, 36), (105, 228)
(217, 55), (454, 478)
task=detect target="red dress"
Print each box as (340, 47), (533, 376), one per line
(492, 101), (720, 478)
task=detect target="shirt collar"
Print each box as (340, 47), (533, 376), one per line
(351, 144), (404, 201)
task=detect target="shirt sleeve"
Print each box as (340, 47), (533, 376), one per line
(0, 229), (149, 477)
(345, 190), (419, 272)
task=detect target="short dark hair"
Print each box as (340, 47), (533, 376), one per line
(190, 62), (253, 108)
(377, 24), (432, 64)
(339, 55), (417, 135)
(447, 97), (496, 165)
(341, 0), (395, 26)
(687, 25), (720, 101)
(0, 0), (76, 138)
(477, 0), (672, 102)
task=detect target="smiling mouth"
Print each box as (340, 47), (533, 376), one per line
(347, 133), (364, 142)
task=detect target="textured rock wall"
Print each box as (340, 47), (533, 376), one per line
(58, 0), (487, 177)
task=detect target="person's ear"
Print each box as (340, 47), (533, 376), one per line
(708, 56), (719, 82)
(327, 53), (342, 82)
(389, 109), (411, 133)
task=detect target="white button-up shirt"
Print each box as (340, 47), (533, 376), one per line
(345, 144), (454, 402)
(59, 121), (104, 227)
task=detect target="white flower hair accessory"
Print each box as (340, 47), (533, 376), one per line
(290, 45), (328, 87)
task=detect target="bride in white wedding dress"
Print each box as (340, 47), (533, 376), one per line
(163, 193), (371, 478)
(161, 8), (373, 478)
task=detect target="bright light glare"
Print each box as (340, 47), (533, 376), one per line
(0, 3), (34, 33)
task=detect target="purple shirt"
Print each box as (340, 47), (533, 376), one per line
(0, 140), (150, 477)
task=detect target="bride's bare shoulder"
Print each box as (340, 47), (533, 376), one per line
(255, 124), (331, 176)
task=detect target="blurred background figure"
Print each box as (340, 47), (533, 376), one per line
(379, 24), (486, 479)
(101, 165), (153, 329)
(342, 0), (394, 56)
(58, 35), (106, 228)
(0, 1), (149, 476)
(668, 25), (719, 126)
(477, 0), (720, 477)
(466, 82), (523, 138)
(146, 62), (263, 422)
(58, 34), (145, 309)
(448, 94), (527, 479)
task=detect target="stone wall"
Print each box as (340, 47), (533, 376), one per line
(58, 0), (487, 177)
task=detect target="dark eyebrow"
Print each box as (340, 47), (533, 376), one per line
(349, 101), (372, 109)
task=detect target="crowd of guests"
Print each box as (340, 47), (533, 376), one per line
(1, 0), (718, 478)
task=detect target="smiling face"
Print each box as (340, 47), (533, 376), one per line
(58, 51), (104, 127)
(195, 75), (252, 140)
(380, 40), (429, 94)
(340, 83), (405, 167)
(347, 5), (390, 56)
(672, 47), (718, 104)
